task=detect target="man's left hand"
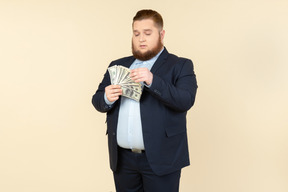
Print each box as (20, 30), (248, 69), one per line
(130, 68), (153, 86)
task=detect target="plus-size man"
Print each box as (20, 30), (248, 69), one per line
(92, 9), (198, 192)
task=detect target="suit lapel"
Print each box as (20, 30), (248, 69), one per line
(122, 57), (136, 68)
(150, 47), (169, 74)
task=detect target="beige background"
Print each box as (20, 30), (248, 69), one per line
(0, 0), (287, 191)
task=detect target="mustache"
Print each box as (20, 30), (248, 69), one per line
(132, 39), (163, 61)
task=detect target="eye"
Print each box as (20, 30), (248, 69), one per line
(145, 31), (152, 36)
(134, 33), (140, 37)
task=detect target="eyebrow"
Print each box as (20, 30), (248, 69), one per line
(133, 29), (153, 33)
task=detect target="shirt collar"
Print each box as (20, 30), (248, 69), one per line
(134, 48), (164, 65)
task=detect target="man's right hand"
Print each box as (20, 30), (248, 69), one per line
(105, 85), (122, 102)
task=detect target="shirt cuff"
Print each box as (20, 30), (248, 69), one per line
(144, 80), (153, 88)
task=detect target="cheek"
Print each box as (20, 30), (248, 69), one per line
(148, 37), (159, 46)
(132, 39), (137, 47)
(132, 38), (138, 44)
(152, 35), (160, 42)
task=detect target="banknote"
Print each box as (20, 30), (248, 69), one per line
(108, 65), (142, 102)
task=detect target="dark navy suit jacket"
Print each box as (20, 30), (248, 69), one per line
(92, 48), (198, 176)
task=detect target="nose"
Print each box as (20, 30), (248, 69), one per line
(139, 34), (146, 42)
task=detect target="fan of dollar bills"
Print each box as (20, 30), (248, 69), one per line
(108, 65), (142, 102)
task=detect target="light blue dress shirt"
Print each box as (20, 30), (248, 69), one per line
(104, 49), (163, 150)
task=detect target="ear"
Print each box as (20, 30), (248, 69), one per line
(160, 30), (165, 42)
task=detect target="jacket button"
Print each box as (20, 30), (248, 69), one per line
(112, 132), (116, 136)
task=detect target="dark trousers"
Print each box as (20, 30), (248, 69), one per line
(113, 147), (181, 192)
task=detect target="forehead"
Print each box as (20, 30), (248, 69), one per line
(133, 19), (158, 31)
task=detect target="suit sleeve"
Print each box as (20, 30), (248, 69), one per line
(91, 63), (115, 113)
(146, 59), (198, 112)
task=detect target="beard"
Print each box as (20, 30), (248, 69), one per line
(132, 38), (163, 61)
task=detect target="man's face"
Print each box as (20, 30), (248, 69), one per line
(132, 19), (165, 61)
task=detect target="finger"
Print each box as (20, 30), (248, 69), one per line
(106, 87), (121, 97)
(131, 71), (141, 79)
(106, 86), (121, 94)
(110, 84), (121, 89)
(109, 88), (122, 95)
(129, 71), (136, 78)
(107, 91), (122, 102)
